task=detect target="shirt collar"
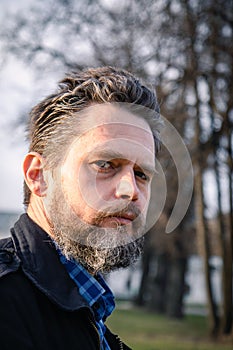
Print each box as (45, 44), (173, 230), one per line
(57, 250), (115, 322)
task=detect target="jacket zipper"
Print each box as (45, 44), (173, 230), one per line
(116, 335), (124, 350)
(89, 318), (101, 350)
(90, 316), (125, 350)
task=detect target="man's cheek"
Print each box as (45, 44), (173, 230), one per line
(78, 172), (115, 211)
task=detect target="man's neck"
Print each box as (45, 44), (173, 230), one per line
(27, 196), (52, 237)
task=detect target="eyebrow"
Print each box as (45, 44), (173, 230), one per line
(87, 148), (157, 176)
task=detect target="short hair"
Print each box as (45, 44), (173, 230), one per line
(24, 66), (161, 206)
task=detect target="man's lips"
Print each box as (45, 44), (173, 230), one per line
(103, 212), (137, 226)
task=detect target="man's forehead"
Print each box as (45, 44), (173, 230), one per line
(79, 102), (153, 135)
(92, 122), (152, 143)
(64, 103), (156, 164)
(75, 122), (155, 156)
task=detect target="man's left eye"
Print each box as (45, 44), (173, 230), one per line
(134, 170), (149, 181)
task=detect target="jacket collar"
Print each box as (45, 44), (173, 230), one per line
(11, 213), (89, 311)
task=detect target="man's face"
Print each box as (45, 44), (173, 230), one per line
(44, 104), (156, 273)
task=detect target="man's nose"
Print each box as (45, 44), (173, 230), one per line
(115, 170), (139, 201)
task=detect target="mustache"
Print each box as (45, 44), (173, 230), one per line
(94, 202), (142, 223)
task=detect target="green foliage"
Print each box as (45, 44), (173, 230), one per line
(106, 305), (233, 350)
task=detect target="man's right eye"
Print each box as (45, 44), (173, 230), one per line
(92, 160), (112, 171)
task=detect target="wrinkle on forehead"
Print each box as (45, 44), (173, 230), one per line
(67, 124), (155, 167)
(61, 103), (155, 168)
(75, 103), (154, 141)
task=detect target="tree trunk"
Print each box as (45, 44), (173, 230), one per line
(135, 234), (153, 306)
(207, 11), (233, 333)
(183, 0), (220, 334)
(194, 159), (219, 336)
(140, 251), (188, 319)
(165, 257), (187, 318)
(221, 111), (233, 334)
(193, 79), (219, 335)
(148, 253), (169, 314)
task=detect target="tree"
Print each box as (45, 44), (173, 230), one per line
(1, 0), (232, 337)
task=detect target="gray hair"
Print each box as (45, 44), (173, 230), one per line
(24, 66), (161, 206)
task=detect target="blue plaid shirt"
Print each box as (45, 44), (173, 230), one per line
(57, 250), (115, 350)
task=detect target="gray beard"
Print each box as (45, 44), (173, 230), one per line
(52, 230), (144, 275)
(45, 183), (145, 274)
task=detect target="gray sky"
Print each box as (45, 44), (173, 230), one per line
(0, 0), (47, 212)
(0, 56), (59, 212)
(0, 58), (31, 212)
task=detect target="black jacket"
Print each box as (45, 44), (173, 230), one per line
(0, 214), (131, 350)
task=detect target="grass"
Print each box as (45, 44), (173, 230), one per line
(106, 302), (233, 350)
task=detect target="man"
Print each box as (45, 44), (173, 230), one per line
(0, 66), (161, 349)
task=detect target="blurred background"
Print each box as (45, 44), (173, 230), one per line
(0, 0), (232, 349)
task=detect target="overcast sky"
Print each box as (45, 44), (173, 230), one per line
(0, 0), (54, 212)
(0, 59), (60, 212)
(0, 58), (33, 212)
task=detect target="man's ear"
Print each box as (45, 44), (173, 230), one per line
(23, 152), (47, 197)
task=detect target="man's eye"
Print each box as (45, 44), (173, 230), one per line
(134, 170), (149, 181)
(94, 160), (112, 170)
